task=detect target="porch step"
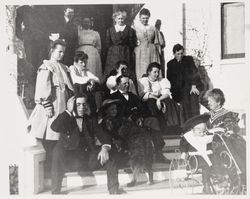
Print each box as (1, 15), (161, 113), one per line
(41, 136), (183, 194)
(41, 162), (202, 195)
(163, 151), (181, 160)
(41, 179), (203, 195)
(162, 136), (181, 153)
(41, 159), (201, 194)
(44, 163), (171, 189)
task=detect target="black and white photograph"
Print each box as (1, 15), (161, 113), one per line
(0, 0), (249, 198)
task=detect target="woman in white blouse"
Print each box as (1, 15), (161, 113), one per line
(138, 62), (180, 130)
(69, 51), (101, 114)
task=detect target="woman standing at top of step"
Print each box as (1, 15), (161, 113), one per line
(104, 10), (136, 77)
(27, 38), (74, 172)
(133, 8), (161, 80)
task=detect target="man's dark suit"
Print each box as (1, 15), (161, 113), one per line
(110, 90), (146, 118)
(167, 55), (204, 122)
(50, 111), (119, 194)
(58, 18), (78, 66)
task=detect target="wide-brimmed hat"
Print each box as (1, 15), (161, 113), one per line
(98, 99), (121, 114)
(182, 114), (210, 132)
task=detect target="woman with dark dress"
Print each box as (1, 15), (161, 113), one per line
(206, 88), (246, 185)
(104, 11), (136, 76)
(99, 99), (128, 167)
(206, 88), (240, 132)
(138, 62), (180, 132)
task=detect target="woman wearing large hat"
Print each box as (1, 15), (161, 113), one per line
(99, 99), (125, 151)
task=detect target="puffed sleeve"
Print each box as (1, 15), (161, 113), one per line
(138, 77), (151, 101)
(221, 112), (240, 133)
(86, 71), (100, 83)
(159, 78), (172, 97)
(106, 75), (117, 91)
(69, 65), (90, 84)
(34, 65), (52, 105)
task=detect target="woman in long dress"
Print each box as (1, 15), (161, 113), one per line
(138, 62), (180, 132)
(134, 8), (160, 79)
(104, 11), (136, 76)
(28, 39), (74, 171)
(206, 88), (246, 185)
(77, 17), (102, 81)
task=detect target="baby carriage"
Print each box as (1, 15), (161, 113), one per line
(169, 129), (246, 195)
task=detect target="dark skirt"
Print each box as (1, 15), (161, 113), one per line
(104, 45), (132, 76)
(144, 98), (181, 127)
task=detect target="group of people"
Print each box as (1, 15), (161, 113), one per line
(26, 6), (244, 195)
(35, 7), (166, 82)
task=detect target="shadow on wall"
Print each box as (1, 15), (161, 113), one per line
(192, 56), (213, 110)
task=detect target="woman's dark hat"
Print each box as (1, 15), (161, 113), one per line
(98, 99), (121, 113)
(182, 114), (210, 132)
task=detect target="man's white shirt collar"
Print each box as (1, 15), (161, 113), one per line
(119, 90), (129, 100)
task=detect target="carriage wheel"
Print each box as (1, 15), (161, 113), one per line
(169, 157), (202, 194)
(209, 149), (246, 195)
(220, 150), (232, 169)
(187, 155), (199, 174)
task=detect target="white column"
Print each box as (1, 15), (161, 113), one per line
(1, 5), (46, 195)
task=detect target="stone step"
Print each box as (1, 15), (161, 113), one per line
(42, 158), (203, 195)
(41, 165), (202, 195)
(163, 151), (181, 160)
(162, 136), (181, 153)
(44, 163), (171, 189)
(41, 179), (203, 195)
(164, 137), (180, 147)
(41, 136), (183, 194)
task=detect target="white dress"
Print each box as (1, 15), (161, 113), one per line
(77, 28), (103, 81)
(134, 23), (160, 79)
(28, 60), (74, 140)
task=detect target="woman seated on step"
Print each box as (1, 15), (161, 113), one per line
(69, 51), (102, 114)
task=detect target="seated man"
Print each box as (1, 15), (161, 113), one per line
(110, 75), (168, 163)
(50, 94), (124, 195)
(180, 114), (214, 194)
(105, 60), (137, 97)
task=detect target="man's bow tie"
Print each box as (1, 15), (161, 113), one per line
(75, 115), (87, 119)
